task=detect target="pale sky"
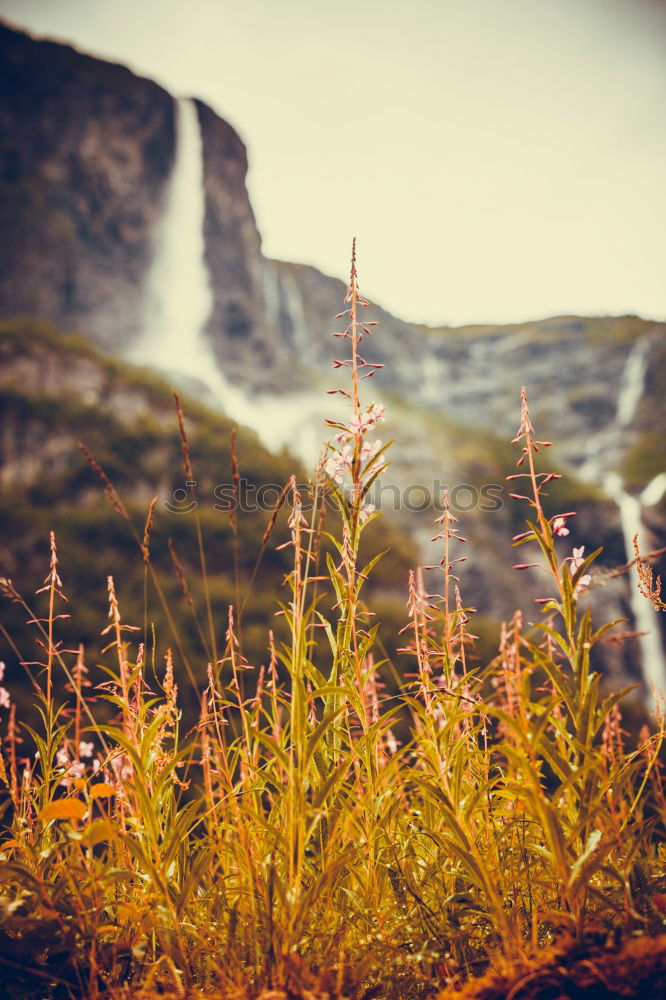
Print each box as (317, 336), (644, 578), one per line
(1, 0), (665, 326)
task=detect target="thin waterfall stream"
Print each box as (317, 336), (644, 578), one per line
(603, 339), (666, 696)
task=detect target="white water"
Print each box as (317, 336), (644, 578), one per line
(617, 339), (649, 428)
(129, 98), (215, 375)
(605, 473), (666, 696)
(128, 97), (332, 466)
(604, 338), (666, 697)
(642, 473), (666, 508)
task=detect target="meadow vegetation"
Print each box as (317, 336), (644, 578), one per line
(0, 252), (665, 999)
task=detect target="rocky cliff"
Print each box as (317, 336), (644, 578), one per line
(196, 102), (303, 388)
(0, 22), (176, 351)
(0, 22), (314, 388)
(267, 259), (666, 472)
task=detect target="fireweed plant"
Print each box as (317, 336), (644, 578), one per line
(0, 249), (665, 1000)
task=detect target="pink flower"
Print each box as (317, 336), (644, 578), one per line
(78, 740), (95, 759)
(360, 439), (382, 462)
(349, 412), (370, 434)
(349, 402), (386, 435)
(60, 761), (85, 786)
(569, 546), (591, 596)
(325, 454), (345, 484)
(55, 744), (88, 786)
(570, 546), (585, 572)
(111, 754), (133, 783)
(325, 443), (352, 484)
(0, 660), (7, 711)
(368, 402), (386, 424)
(359, 502), (376, 525)
(552, 516), (569, 537)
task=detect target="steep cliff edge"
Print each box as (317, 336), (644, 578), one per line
(0, 22), (176, 351)
(197, 101), (305, 388)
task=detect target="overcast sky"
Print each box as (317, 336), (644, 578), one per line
(1, 0), (665, 326)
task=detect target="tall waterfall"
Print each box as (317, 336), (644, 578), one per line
(604, 339), (666, 697)
(129, 98), (218, 380)
(128, 96), (331, 464)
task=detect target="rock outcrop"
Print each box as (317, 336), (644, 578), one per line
(0, 22), (176, 351)
(196, 101), (302, 388)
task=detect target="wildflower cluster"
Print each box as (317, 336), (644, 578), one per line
(324, 241), (388, 525)
(324, 401), (385, 521)
(54, 739), (100, 787)
(509, 386), (595, 605)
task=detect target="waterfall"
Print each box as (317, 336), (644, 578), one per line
(128, 96), (333, 465)
(604, 338), (666, 697)
(616, 339), (650, 428)
(642, 473), (666, 508)
(129, 98), (217, 378)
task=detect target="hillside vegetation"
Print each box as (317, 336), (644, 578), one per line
(0, 317), (412, 724)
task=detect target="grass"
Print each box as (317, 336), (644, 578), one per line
(0, 251), (665, 999)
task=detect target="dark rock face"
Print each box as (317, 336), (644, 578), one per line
(194, 103), (312, 390)
(197, 101), (272, 375)
(195, 100), (280, 383)
(0, 22), (175, 351)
